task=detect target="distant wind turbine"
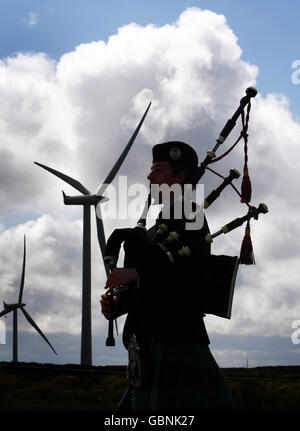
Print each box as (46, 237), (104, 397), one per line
(34, 102), (151, 366)
(0, 236), (57, 362)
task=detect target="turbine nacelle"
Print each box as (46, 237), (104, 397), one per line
(4, 302), (26, 309)
(62, 191), (108, 206)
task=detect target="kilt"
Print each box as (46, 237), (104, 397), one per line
(117, 343), (235, 411)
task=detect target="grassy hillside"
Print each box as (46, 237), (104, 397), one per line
(1, 362), (300, 411)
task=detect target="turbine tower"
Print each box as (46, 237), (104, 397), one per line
(35, 103), (151, 366)
(0, 236), (57, 362)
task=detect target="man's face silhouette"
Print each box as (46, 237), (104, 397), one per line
(147, 161), (184, 187)
(147, 161), (185, 204)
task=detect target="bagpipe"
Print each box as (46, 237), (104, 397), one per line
(103, 87), (268, 346)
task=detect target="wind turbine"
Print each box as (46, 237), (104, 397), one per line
(34, 102), (151, 366)
(0, 236), (57, 362)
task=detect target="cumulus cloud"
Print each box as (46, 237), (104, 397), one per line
(0, 7), (299, 364)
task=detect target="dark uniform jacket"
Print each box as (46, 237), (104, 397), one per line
(112, 200), (211, 348)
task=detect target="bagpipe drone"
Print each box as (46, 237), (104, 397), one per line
(103, 87), (268, 346)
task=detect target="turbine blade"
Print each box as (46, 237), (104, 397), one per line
(34, 162), (91, 196)
(18, 235), (26, 304)
(97, 101), (151, 196)
(21, 307), (57, 355)
(94, 206), (109, 278)
(0, 308), (12, 317)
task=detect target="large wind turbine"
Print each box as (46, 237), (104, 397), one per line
(34, 103), (151, 366)
(0, 236), (57, 362)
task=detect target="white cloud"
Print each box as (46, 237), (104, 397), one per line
(26, 12), (38, 27)
(0, 7), (300, 364)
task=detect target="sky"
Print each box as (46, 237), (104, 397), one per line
(0, 0), (300, 369)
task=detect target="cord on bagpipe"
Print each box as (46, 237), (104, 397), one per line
(103, 87), (269, 345)
(203, 97), (257, 264)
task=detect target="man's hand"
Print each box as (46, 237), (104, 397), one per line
(100, 268), (137, 319)
(105, 268), (137, 294)
(100, 293), (117, 320)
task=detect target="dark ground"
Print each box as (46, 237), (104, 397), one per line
(1, 361), (300, 411)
